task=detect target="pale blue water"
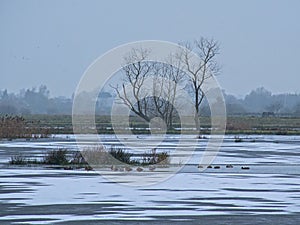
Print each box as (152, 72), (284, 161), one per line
(0, 135), (299, 224)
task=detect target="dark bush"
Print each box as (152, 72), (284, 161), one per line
(44, 149), (68, 165)
(109, 147), (133, 164)
(234, 136), (243, 142)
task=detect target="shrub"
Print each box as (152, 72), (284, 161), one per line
(80, 146), (111, 165)
(142, 148), (170, 166)
(157, 151), (170, 165)
(70, 151), (87, 165)
(109, 147), (132, 164)
(44, 149), (68, 165)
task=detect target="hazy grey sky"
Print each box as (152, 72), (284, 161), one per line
(1, 0), (299, 97)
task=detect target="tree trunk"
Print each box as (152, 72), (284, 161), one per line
(194, 110), (200, 133)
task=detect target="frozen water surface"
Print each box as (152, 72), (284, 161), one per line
(0, 135), (300, 224)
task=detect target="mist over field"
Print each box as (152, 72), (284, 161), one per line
(1, 85), (300, 116)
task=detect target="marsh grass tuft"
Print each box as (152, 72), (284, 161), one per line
(9, 155), (42, 165)
(142, 148), (170, 166)
(9, 155), (27, 165)
(109, 146), (133, 165)
(0, 115), (50, 139)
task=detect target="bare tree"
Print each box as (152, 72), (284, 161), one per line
(178, 38), (220, 131)
(152, 56), (185, 129)
(112, 48), (185, 129)
(112, 48), (153, 122)
(112, 39), (220, 131)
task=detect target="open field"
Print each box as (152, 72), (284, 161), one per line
(20, 115), (300, 135)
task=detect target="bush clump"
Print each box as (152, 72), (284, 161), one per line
(109, 147), (133, 164)
(43, 149), (68, 165)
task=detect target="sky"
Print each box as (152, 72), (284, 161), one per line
(0, 0), (299, 97)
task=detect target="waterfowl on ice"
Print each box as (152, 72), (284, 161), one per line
(136, 167), (143, 172)
(149, 165), (156, 171)
(241, 166), (250, 170)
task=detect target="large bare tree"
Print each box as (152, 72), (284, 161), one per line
(113, 49), (185, 129)
(178, 38), (220, 131)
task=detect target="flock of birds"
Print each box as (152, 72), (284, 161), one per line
(82, 164), (250, 172)
(83, 165), (156, 172)
(198, 164), (250, 170)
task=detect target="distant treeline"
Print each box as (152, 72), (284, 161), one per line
(0, 85), (300, 116)
(0, 85), (72, 115)
(220, 87), (300, 116)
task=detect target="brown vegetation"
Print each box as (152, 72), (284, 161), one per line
(0, 115), (49, 139)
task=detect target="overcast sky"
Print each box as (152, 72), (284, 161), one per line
(0, 0), (299, 97)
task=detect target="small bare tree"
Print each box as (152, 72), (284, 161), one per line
(152, 57), (185, 129)
(178, 37), (220, 131)
(112, 48), (153, 122)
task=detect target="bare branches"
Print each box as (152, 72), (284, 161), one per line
(178, 38), (221, 130)
(112, 48), (153, 122)
(145, 50), (187, 129)
(111, 38), (221, 130)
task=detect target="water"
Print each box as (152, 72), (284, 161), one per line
(0, 135), (300, 224)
